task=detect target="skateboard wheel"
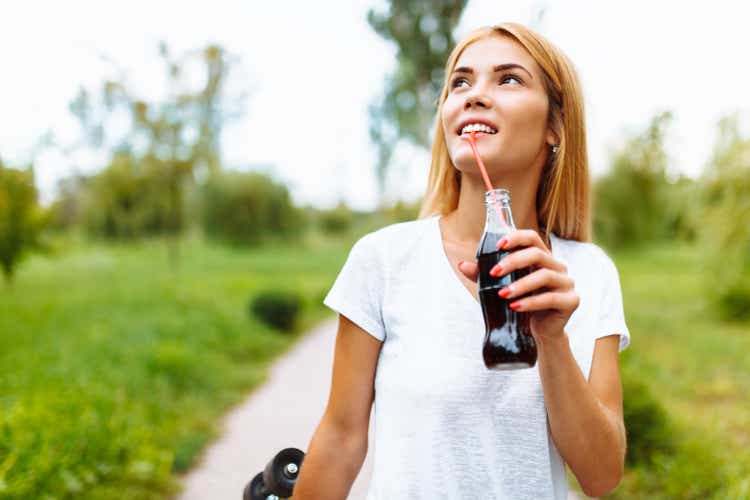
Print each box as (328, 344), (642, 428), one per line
(262, 447), (305, 497)
(243, 471), (273, 500)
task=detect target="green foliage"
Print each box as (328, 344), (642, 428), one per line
(608, 436), (729, 499)
(200, 171), (303, 246)
(250, 290), (303, 332)
(593, 112), (680, 249)
(597, 243), (749, 499)
(317, 201), (354, 235)
(67, 42), (246, 259)
(700, 113), (750, 321)
(367, 0), (468, 201)
(81, 152), (189, 239)
(0, 237), (347, 498)
(48, 174), (88, 233)
(367, 0), (468, 148)
(662, 174), (700, 243)
(381, 198), (421, 223)
(620, 362), (674, 466)
(0, 161), (48, 283)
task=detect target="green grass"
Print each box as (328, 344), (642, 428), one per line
(0, 234), (354, 499)
(2, 235), (748, 499)
(601, 244), (750, 499)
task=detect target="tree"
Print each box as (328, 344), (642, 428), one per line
(701, 113), (750, 320)
(201, 171), (303, 246)
(367, 0), (468, 204)
(0, 160), (48, 285)
(69, 42), (246, 264)
(593, 112), (675, 249)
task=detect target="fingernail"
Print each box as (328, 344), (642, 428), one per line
(457, 260), (464, 268)
(498, 286), (512, 298)
(490, 264), (502, 277)
(509, 300), (521, 310)
(496, 238), (508, 249)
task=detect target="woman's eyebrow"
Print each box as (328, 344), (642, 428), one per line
(452, 63), (534, 80)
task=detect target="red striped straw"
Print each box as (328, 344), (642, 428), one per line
(460, 132), (509, 230)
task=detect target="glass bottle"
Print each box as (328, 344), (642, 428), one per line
(476, 189), (537, 370)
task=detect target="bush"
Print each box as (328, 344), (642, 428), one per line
(621, 369), (675, 466)
(318, 202), (353, 235)
(700, 113), (750, 321)
(593, 112), (675, 249)
(609, 436), (729, 499)
(81, 152), (186, 239)
(201, 171), (304, 246)
(0, 161), (49, 283)
(249, 291), (303, 332)
(381, 198), (421, 223)
(606, 359), (731, 499)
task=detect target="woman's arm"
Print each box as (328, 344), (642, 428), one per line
(293, 314), (382, 500)
(536, 333), (626, 498)
(457, 230), (627, 496)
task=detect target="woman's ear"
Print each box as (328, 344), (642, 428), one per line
(546, 110), (563, 147)
(546, 129), (558, 148)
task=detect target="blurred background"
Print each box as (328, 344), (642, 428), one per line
(1, 0), (748, 499)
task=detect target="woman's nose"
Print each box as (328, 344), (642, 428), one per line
(463, 89), (492, 110)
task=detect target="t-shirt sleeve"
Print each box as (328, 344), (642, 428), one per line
(323, 233), (386, 342)
(596, 250), (631, 352)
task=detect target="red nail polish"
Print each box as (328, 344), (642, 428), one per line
(509, 300), (521, 310)
(498, 287), (511, 298)
(490, 265), (502, 277)
(496, 238), (508, 249)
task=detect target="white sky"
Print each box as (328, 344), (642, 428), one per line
(1, 0), (749, 210)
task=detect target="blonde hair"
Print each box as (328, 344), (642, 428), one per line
(417, 23), (591, 242)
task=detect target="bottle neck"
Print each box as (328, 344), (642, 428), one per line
(484, 189), (515, 235)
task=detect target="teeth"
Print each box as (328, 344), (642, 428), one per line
(460, 123), (497, 135)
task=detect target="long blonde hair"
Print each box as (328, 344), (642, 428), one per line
(417, 23), (591, 242)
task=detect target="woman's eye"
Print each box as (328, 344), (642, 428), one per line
(451, 78), (469, 89)
(501, 74), (522, 85)
(450, 74), (522, 90)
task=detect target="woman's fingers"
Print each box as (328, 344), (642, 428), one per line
(457, 260), (478, 281)
(498, 268), (573, 299)
(509, 290), (580, 313)
(497, 229), (548, 252)
(490, 246), (566, 277)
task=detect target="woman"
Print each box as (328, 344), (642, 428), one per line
(294, 22), (630, 499)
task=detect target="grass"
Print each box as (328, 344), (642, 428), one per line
(1, 233), (748, 499)
(0, 233), (354, 499)
(600, 243), (750, 499)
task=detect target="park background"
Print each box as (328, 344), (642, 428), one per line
(1, 0), (749, 498)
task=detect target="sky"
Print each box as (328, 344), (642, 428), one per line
(1, 0), (749, 210)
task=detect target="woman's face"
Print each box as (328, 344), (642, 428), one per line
(441, 35), (555, 178)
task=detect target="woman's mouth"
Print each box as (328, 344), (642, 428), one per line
(457, 123), (498, 136)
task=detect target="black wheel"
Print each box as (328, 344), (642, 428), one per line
(262, 447), (305, 497)
(243, 471), (272, 500)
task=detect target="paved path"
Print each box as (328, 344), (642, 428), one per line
(177, 316), (581, 499)
(178, 317), (374, 500)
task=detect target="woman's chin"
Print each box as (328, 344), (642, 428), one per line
(453, 153), (502, 172)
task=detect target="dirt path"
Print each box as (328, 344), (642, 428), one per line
(177, 317), (373, 499)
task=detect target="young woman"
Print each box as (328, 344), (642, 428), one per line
(294, 22), (630, 499)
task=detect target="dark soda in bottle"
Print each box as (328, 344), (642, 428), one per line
(476, 189), (537, 370)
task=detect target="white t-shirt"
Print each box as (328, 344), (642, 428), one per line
(323, 214), (630, 500)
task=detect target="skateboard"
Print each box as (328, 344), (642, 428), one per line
(243, 447), (305, 500)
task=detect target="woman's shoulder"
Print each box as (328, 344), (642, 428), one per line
(353, 215), (436, 254)
(550, 233), (619, 276)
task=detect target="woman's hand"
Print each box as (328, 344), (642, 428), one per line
(457, 229), (579, 345)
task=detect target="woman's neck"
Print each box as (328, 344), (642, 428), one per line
(442, 171), (543, 249)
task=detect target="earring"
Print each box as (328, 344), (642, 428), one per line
(551, 144), (559, 154)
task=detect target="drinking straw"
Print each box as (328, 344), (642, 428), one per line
(460, 132), (510, 230)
